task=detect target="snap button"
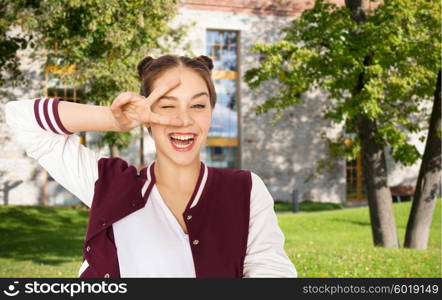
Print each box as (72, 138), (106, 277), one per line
(86, 246), (91, 252)
(186, 215), (192, 220)
(104, 273), (110, 278)
(192, 239), (199, 245)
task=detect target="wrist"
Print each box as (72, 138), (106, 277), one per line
(106, 106), (121, 132)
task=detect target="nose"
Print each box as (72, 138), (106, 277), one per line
(177, 108), (194, 126)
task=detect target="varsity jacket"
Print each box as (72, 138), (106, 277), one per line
(81, 157), (252, 278)
(4, 97), (298, 278)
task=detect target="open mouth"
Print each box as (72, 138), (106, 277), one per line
(168, 133), (197, 150)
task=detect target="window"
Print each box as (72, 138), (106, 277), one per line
(346, 149), (367, 202)
(45, 64), (83, 102)
(203, 30), (240, 169)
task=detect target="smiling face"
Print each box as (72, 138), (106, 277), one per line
(149, 66), (213, 167)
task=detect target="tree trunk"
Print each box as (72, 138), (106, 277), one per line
(347, 0), (399, 248)
(404, 69), (441, 249)
(356, 112), (399, 248)
(139, 126), (145, 169)
(110, 144), (120, 158)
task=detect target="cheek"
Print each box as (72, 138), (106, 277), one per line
(194, 112), (212, 132)
(150, 124), (167, 140)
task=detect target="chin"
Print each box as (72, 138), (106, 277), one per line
(166, 148), (201, 166)
(159, 141), (201, 166)
(171, 156), (199, 167)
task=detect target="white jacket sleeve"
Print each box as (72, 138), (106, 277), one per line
(4, 98), (105, 208)
(243, 171), (297, 278)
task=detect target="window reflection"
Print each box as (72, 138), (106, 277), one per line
(205, 30), (239, 168)
(206, 31), (237, 71)
(209, 79), (237, 138)
(201, 146), (238, 169)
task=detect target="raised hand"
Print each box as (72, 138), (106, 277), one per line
(109, 78), (185, 132)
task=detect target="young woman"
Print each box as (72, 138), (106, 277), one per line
(4, 54), (297, 278)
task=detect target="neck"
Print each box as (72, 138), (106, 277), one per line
(153, 155), (201, 192)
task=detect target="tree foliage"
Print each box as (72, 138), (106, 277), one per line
(5, 0), (193, 150)
(0, 0), (33, 88)
(244, 0), (440, 167)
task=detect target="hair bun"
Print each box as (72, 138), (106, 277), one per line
(195, 55), (214, 71)
(137, 56), (154, 80)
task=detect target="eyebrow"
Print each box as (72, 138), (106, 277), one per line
(159, 91), (209, 101)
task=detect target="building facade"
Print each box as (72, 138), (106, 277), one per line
(0, 0), (429, 206)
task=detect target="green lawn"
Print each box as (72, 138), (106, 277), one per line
(275, 200), (344, 212)
(0, 199), (440, 277)
(0, 205), (88, 277)
(281, 198), (441, 277)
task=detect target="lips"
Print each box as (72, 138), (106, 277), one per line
(168, 132), (197, 152)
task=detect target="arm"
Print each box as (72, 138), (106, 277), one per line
(243, 172), (297, 278)
(57, 100), (119, 133)
(4, 98), (113, 208)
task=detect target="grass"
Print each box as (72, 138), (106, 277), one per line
(0, 205), (88, 277)
(274, 201), (344, 212)
(0, 199), (440, 277)
(281, 198), (441, 277)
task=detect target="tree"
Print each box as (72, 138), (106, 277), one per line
(8, 0), (193, 156)
(0, 0), (35, 90)
(244, 0), (440, 248)
(404, 69), (441, 250)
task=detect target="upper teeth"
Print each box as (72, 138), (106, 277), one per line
(171, 135), (194, 140)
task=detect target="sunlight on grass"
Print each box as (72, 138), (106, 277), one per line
(279, 198), (441, 277)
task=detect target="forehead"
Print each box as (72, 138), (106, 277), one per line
(152, 67), (208, 94)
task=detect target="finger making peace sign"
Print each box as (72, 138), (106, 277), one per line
(109, 78), (186, 132)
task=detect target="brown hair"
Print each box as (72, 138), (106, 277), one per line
(137, 54), (217, 135)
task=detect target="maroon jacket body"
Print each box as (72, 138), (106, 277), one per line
(80, 157), (252, 278)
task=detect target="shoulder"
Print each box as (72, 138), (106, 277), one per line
(210, 166), (252, 187)
(249, 171), (265, 186)
(96, 156), (144, 180)
(248, 171), (275, 209)
(249, 171), (269, 193)
(211, 166), (251, 177)
(208, 167), (270, 198)
(209, 167), (267, 188)
(92, 157), (147, 206)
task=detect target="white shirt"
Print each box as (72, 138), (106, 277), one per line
(4, 98), (297, 278)
(113, 183), (196, 277)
